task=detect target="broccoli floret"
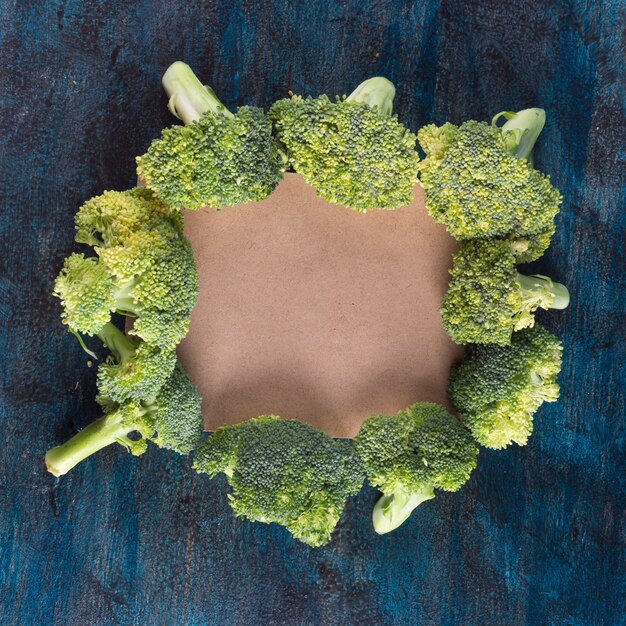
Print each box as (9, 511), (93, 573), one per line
(45, 363), (203, 476)
(54, 190), (198, 349)
(136, 62), (283, 210)
(269, 77), (420, 211)
(440, 239), (569, 345)
(449, 324), (563, 449)
(95, 321), (176, 404)
(75, 187), (183, 247)
(194, 416), (364, 547)
(418, 109), (561, 242)
(353, 403), (478, 534)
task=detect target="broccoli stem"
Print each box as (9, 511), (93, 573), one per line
(45, 412), (129, 477)
(372, 486), (435, 534)
(493, 108), (545, 162)
(346, 77), (395, 116)
(162, 61), (234, 125)
(516, 273), (570, 310)
(96, 321), (137, 361)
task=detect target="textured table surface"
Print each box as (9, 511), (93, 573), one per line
(1, 1), (624, 625)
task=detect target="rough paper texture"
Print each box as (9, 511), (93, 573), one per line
(173, 173), (462, 438)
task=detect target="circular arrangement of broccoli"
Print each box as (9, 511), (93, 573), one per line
(269, 77), (420, 211)
(136, 62), (283, 210)
(46, 61), (571, 546)
(353, 403), (478, 534)
(194, 416), (365, 547)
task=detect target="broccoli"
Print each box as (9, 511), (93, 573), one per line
(53, 189), (198, 349)
(449, 324), (563, 449)
(45, 363), (204, 476)
(353, 403), (478, 534)
(95, 321), (176, 404)
(269, 77), (420, 211)
(193, 416), (365, 547)
(440, 238), (570, 345)
(136, 62), (283, 210)
(418, 109), (561, 248)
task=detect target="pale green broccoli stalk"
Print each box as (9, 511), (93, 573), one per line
(441, 239), (569, 346)
(449, 324), (563, 448)
(136, 61), (283, 210)
(53, 189), (198, 349)
(194, 416), (365, 547)
(45, 363), (204, 476)
(418, 109), (561, 246)
(353, 403), (478, 534)
(95, 321), (176, 404)
(269, 77), (420, 211)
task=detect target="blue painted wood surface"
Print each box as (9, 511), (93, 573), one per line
(1, 1), (624, 624)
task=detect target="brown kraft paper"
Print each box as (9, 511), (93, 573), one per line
(176, 173), (462, 438)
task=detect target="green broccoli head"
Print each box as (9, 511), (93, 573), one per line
(45, 362), (203, 476)
(54, 191), (198, 348)
(353, 403), (478, 534)
(53, 253), (116, 335)
(95, 322), (177, 404)
(194, 416), (365, 547)
(418, 110), (561, 241)
(136, 62), (282, 210)
(440, 239), (569, 346)
(269, 77), (420, 211)
(150, 363), (204, 454)
(75, 187), (183, 247)
(449, 324), (563, 449)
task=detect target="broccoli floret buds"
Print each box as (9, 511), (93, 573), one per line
(418, 110), (561, 243)
(45, 363), (203, 477)
(54, 189), (198, 349)
(353, 403), (478, 534)
(95, 322), (176, 404)
(194, 416), (365, 547)
(449, 324), (563, 448)
(269, 77), (420, 211)
(136, 62), (283, 210)
(441, 239), (569, 345)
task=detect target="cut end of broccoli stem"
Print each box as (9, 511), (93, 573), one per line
(346, 76), (396, 116)
(493, 108), (546, 161)
(161, 61), (233, 125)
(372, 487), (435, 535)
(516, 272), (570, 311)
(44, 413), (129, 476)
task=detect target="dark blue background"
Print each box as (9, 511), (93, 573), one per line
(1, 1), (624, 624)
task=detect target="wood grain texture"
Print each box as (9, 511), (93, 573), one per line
(0, 1), (624, 624)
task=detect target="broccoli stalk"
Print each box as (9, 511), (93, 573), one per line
(45, 406), (148, 477)
(162, 61), (234, 125)
(516, 273), (571, 313)
(345, 76), (396, 115)
(46, 363), (204, 477)
(493, 108), (545, 161)
(372, 487), (435, 535)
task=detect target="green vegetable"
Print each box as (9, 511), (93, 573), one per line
(136, 61), (283, 209)
(269, 77), (420, 211)
(53, 188), (198, 349)
(440, 238), (569, 345)
(45, 363), (203, 476)
(95, 321), (176, 404)
(353, 403), (478, 534)
(418, 109), (561, 252)
(449, 324), (563, 449)
(194, 416), (365, 547)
